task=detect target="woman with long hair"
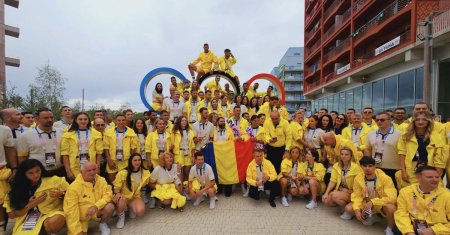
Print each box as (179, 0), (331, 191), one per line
(61, 112), (103, 182)
(113, 153), (150, 229)
(208, 99), (224, 117)
(248, 97), (260, 117)
(304, 115), (325, 161)
(133, 118), (148, 168)
(334, 114), (349, 135)
(5, 159), (68, 234)
(322, 147), (361, 219)
(396, 111), (448, 188)
(145, 118), (171, 170)
(152, 82), (164, 111)
(241, 96), (249, 114)
(149, 152), (186, 211)
(319, 114), (334, 133)
(169, 116), (195, 182)
(296, 148), (325, 210)
(278, 147), (303, 207)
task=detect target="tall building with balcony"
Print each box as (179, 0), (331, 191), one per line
(0, 0), (20, 108)
(271, 47), (307, 113)
(303, 0), (450, 119)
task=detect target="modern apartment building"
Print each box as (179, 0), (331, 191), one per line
(271, 47), (307, 113)
(303, 0), (450, 119)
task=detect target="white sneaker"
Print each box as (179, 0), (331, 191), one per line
(281, 197), (289, 207)
(385, 227), (394, 235)
(116, 213), (125, 229)
(184, 191), (191, 201)
(340, 211), (353, 220)
(305, 200), (318, 210)
(99, 222), (111, 235)
(243, 188), (249, 197)
(287, 193), (293, 202)
(129, 209), (136, 219)
(141, 192), (149, 204)
(241, 183), (246, 194)
(362, 215), (381, 226)
(149, 197), (156, 209)
(193, 196), (205, 206)
(209, 198), (216, 209)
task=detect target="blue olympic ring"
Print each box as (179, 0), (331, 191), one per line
(140, 67), (188, 110)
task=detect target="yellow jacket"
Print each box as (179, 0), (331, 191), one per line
(246, 159), (277, 186)
(362, 120), (378, 131)
(227, 117), (248, 134)
(263, 118), (292, 150)
(289, 121), (304, 150)
(145, 131), (171, 165)
(170, 82), (185, 94)
(213, 127), (235, 141)
(397, 130), (449, 184)
(191, 51), (217, 72)
(103, 127), (137, 162)
(351, 169), (397, 211)
(393, 122), (409, 133)
(341, 124), (371, 151)
(242, 125), (266, 143)
(205, 80), (222, 94)
(61, 128), (104, 176)
(241, 90), (254, 100)
(395, 184), (450, 234)
(297, 161), (326, 182)
(64, 174), (112, 235)
(257, 102), (271, 118)
(185, 98), (200, 123)
(168, 129), (195, 160)
(324, 134), (360, 165)
(275, 106), (289, 120)
(278, 158), (300, 180)
(217, 56), (237, 77)
(4, 176), (68, 233)
(208, 106), (225, 118)
(113, 169), (151, 200)
(329, 162), (361, 191)
(219, 103), (232, 118)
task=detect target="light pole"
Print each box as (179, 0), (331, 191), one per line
(423, 15), (432, 106)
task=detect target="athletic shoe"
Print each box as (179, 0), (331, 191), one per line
(305, 200), (318, 210)
(385, 227), (394, 235)
(210, 198), (216, 209)
(149, 197), (156, 209)
(141, 192), (149, 204)
(243, 188), (249, 197)
(340, 211), (353, 220)
(116, 213), (125, 229)
(193, 196), (205, 206)
(362, 215), (381, 226)
(287, 193), (293, 202)
(281, 197), (289, 207)
(183, 191), (191, 201)
(129, 209), (136, 219)
(241, 183), (246, 194)
(99, 222), (111, 235)
(269, 199), (276, 207)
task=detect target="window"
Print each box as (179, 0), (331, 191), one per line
(372, 80), (384, 113)
(362, 83), (372, 108)
(354, 86), (362, 113)
(415, 67), (423, 103)
(384, 75), (398, 109)
(327, 95), (334, 111)
(339, 92), (346, 113)
(346, 89), (354, 110)
(398, 70), (414, 107)
(333, 93), (339, 112)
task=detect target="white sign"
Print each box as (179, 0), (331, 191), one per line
(375, 36), (400, 56)
(336, 64), (350, 75)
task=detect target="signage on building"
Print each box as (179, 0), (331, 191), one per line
(336, 63), (350, 75)
(375, 36), (401, 56)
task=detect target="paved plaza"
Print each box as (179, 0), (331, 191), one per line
(6, 191), (386, 235)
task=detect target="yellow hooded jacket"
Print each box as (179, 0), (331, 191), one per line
(246, 159), (277, 187)
(324, 134), (360, 165)
(103, 127), (137, 172)
(113, 169), (151, 200)
(168, 129), (195, 166)
(329, 162), (361, 191)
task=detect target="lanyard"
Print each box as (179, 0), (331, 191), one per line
(307, 163), (314, 175)
(291, 161), (298, 176)
(35, 127), (57, 151)
(413, 187), (438, 216)
(172, 101), (180, 108)
(77, 129), (90, 150)
(196, 164), (205, 176)
(352, 126), (362, 135)
(364, 176), (377, 200)
(308, 128), (317, 139)
(115, 128), (126, 147)
(375, 125), (394, 152)
(218, 129), (225, 136)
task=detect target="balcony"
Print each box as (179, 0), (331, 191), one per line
(285, 84), (304, 92)
(306, 0), (318, 14)
(282, 65), (303, 71)
(5, 25), (20, 38)
(306, 3), (322, 29)
(305, 39), (321, 61)
(282, 74), (304, 82)
(322, 36), (351, 66)
(305, 21), (321, 45)
(5, 0), (19, 8)
(323, 8), (351, 43)
(416, 10), (450, 40)
(353, 0), (372, 16)
(5, 57), (20, 67)
(352, 0), (412, 43)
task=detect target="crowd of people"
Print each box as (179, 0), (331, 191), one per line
(0, 44), (450, 235)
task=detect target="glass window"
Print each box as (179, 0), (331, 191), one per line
(354, 86), (362, 113)
(415, 67), (423, 103)
(333, 94), (339, 112)
(362, 83), (372, 108)
(372, 80), (384, 111)
(339, 92), (346, 113)
(384, 75), (398, 109)
(323, 97), (328, 110)
(398, 70), (415, 107)
(327, 95), (334, 111)
(346, 89), (354, 110)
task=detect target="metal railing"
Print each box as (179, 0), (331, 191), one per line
(416, 9), (450, 39)
(323, 8), (351, 41)
(353, 0), (371, 14)
(352, 0), (412, 41)
(323, 0), (344, 20)
(305, 22), (320, 43)
(322, 35), (351, 64)
(305, 38), (321, 58)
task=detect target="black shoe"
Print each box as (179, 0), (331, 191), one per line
(269, 199), (276, 207)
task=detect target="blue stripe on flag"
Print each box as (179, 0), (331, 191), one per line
(201, 142), (218, 183)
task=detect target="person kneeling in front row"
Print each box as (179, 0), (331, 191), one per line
(188, 151), (218, 209)
(64, 162), (115, 235)
(395, 165), (450, 235)
(246, 148), (279, 207)
(347, 156), (397, 235)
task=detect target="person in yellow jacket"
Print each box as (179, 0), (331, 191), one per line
(152, 82), (164, 112)
(395, 165), (450, 235)
(322, 132), (361, 168)
(0, 124), (15, 234)
(113, 153), (150, 229)
(341, 114), (371, 153)
(393, 107), (409, 132)
(61, 112), (103, 182)
(263, 112), (292, 174)
(220, 95), (232, 119)
(362, 107), (379, 131)
(169, 76), (185, 95)
(185, 90), (200, 123)
(145, 118), (171, 170)
(274, 100), (289, 121)
(279, 146), (303, 207)
(204, 75), (222, 95)
(322, 147), (361, 219)
(241, 82), (254, 101)
(289, 112), (306, 151)
(348, 156), (397, 234)
(149, 152), (186, 211)
(216, 49), (240, 84)
(396, 111), (449, 189)
(64, 162), (114, 235)
(246, 148), (279, 207)
(4, 159), (68, 235)
(188, 151), (218, 209)
(169, 116), (195, 181)
(188, 43), (218, 81)
(208, 99), (225, 118)
(296, 148), (326, 210)
(257, 96), (277, 119)
(242, 115), (266, 150)
(213, 117), (235, 142)
(103, 114), (137, 183)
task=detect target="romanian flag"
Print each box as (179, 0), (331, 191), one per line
(201, 140), (254, 184)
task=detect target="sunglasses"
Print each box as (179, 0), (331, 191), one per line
(336, 117), (344, 120)
(375, 119), (386, 122)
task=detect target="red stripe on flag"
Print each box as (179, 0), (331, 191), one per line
(234, 140), (255, 183)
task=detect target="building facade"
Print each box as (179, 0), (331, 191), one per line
(271, 47), (307, 113)
(303, 0), (450, 119)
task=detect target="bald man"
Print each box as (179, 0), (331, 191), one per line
(263, 112), (291, 174)
(0, 108), (24, 148)
(64, 162), (114, 235)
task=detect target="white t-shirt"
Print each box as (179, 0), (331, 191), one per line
(17, 126), (64, 170)
(305, 128), (324, 149)
(167, 100), (186, 121)
(0, 125), (14, 166)
(9, 125), (27, 149)
(189, 163), (215, 186)
(192, 121), (215, 150)
(53, 120), (71, 129)
(151, 164), (180, 184)
(365, 127), (402, 170)
(215, 128), (228, 142)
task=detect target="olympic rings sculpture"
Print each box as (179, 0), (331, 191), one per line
(247, 73), (286, 105)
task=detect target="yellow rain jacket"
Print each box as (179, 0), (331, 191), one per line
(103, 127), (137, 173)
(289, 121), (305, 150)
(191, 50), (217, 73)
(323, 134), (360, 165)
(263, 118), (292, 150)
(246, 159), (277, 187)
(168, 129), (195, 166)
(113, 169), (151, 200)
(297, 161), (326, 194)
(145, 131), (171, 168)
(341, 124), (371, 151)
(329, 162), (361, 191)
(217, 56), (237, 77)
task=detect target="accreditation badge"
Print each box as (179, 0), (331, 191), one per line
(116, 149), (124, 161)
(44, 152), (57, 167)
(79, 153), (89, 165)
(413, 219), (429, 235)
(374, 152), (383, 164)
(22, 210), (42, 231)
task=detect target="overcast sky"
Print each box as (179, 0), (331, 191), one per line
(5, 0), (304, 112)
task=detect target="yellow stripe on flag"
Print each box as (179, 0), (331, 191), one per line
(213, 140), (239, 184)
